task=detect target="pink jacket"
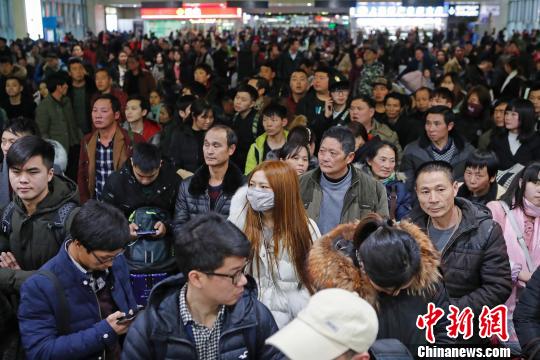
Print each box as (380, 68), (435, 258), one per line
(487, 201), (540, 319)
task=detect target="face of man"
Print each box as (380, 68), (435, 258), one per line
(72, 45), (84, 58)
(127, 57), (139, 72)
(425, 113), (452, 145)
(415, 89), (431, 112)
(92, 98), (119, 129)
(259, 66), (274, 83)
(350, 99), (374, 126)
(95, 71), (112, 92)
(203, 128), (235, 167)
(528, 90), (540, 115)
(290, 71), (309, 96)
(363, 49), (376, 63)
(0, 62), (12, 76)
(69, 62), (86, 82)
(125, 99), (146, 123)
(430, 96), (452, 108)
(318, 137), (354, 179)
(192, 255), (248, 306)
(464, 166), (493, 197)
(194, 69), (210, 85)
(312, 72), (329, 93)
(5, 78), (23, 97)
(1, 130), (30, 157)
(131, 162), (161, 186)
(72, 240), (125, 272)
(233, 91), (254, 114)
(9, 155), (53, 204)
(262, 114), (287, 137)
(416, 170), (458, 221)
(385, 97), (402, 120)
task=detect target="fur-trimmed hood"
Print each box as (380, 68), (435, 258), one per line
(306, 220), (441, 309)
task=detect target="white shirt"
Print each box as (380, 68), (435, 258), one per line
(508, 132), (521, 156)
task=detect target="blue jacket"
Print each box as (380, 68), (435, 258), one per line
(384, 179), (413, 221)
(18, 244), (138, 360)
(121, 274), (284, 360)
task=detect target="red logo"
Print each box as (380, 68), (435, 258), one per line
(446, 305), (474, 340)
(416, 303), (445, 343)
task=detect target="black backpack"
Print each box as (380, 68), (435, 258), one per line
(126, 207), (176, 273)
(1, 201), (78, 245)
(369, 339), (414, 360)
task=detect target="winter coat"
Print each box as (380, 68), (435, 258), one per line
(18, 245), (138, 360)
(173, 162), (245, 231)
(488, 132), (540, 171)
(244, 131), (288, 175)
(121, 274), (283, 360)
(457, 181), (505, 206)
(400, 135), (475, 192)
(407, 198), (512, 317)
(35, 95), (82, 152)
(101, 158), (180, 219)
(306, 221), (453, 357)
(369, 120), (403, 156)
(228, 185), (321, 328)
(123, 69), (156, 99)
(299, 166), (389, 228)
(168, 125), (205, 173)
(0, 175), (79, 293)
(514, 267), (540, 359)
(77, 126), (144, 204)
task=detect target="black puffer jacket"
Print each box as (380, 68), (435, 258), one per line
(168, 124), (206, 173)
(121, 274), (283, 360)
(514, 267), (540, 359)
(408, 198), (512, 315)
(173, 162), (245, 232)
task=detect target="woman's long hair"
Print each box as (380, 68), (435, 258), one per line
(500, 162), (540, 210)
(244, 160), (312, 286)
(506, 98), (537, 143)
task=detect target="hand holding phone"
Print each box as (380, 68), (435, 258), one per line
(136, 230), (158, 237)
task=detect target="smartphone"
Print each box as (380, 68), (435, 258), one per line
(136, 230), (157, 236)
(116, 312), (139, 325)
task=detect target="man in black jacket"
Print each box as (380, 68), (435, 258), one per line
(173, 125), (244, 232)
(408, 161), (512, 344)
(122, 213), (282, 359)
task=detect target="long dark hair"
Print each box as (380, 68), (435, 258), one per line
(500, 162), (540, 210)
(505, 98), (537, 142)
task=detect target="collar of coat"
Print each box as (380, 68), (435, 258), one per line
(188, 162), (245, 196)
(306, 219), (441, 310)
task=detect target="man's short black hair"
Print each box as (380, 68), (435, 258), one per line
(0, 56), (13, 65)
(95, 68), (112, 78)
(351, 95), (375, 109)
(262, 102), (287, 119)
(127, 94), (150, 113)
(45, 71), (69, 93)
(431, 87), (455, 106)
(93, 93), (121, 113)
(425, 105), (455, 125)
(320, 126), (355, 155)
(415, 160), (455, 186)
(67, 57), (84, 69)
(236, 84), (259, 102)
(6, 135), (54, 170)
(132, 143), (161, 173)
(71, 200), (130, 252)
(194, 63), (213, 76)
(247, 75), (269, 94)
(5, 76), (24, 87)
(329, 80), (350, 93)
(415, 87), (432, 97)
(465, 150), (499, 179)
(259, 61), (276, 73)
(174, 213), (251, 275)
(383, 92), (405, 107)
(3, 117), (40, 137)
(207, 125), (238, 147)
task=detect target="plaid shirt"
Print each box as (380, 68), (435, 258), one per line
(179, 284), (225, 360)
(95, 136), (114, 200)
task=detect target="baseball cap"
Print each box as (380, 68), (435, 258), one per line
(372, 77), (391, 90)
(266, 288), (378, 360)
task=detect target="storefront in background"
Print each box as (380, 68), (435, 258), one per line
(141, 3), (243, 37)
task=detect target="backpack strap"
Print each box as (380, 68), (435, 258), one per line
(37, 270), (71, 335)
(1, 202), (15, 234)
(500, 201), (535, 272)
(50, 202), (79, 246)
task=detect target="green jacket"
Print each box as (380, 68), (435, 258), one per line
(35, 95), (82, 152)
(244, 130), (288, 175)
(299, 165), (389, 226)
(0, 175), (79, 294)
(370, 119), (403, 156)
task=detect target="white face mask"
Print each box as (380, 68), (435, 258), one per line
(246, 187), (275, 212)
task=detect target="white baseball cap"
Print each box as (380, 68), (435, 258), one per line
(266, 288), (379, 360)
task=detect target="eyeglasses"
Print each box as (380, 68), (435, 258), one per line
(202, 262), (249, 285)
(91, 249), (125, 265)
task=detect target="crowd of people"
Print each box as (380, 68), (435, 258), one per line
(1, 24), (540, 359)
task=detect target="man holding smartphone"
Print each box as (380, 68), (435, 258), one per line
(18, 200), (139, 359)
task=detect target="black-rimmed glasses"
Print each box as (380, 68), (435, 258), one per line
(202, 263), (249, 285)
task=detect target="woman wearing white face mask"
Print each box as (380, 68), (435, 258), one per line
(228, 160), (321, 328)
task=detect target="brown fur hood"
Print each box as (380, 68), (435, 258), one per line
(306, 220), (442, 309)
